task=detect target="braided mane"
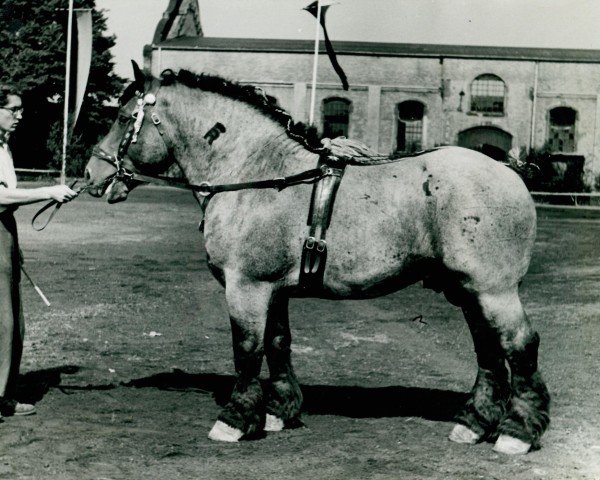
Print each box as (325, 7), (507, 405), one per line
(161, 69), (324, 152)
(154, 69), (445, 165)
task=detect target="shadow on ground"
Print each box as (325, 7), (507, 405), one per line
(16, 365), (82, 403)
(119, 369), (468, 422)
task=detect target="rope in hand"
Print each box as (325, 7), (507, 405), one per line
(31, 179), (88, 231)
(24, 179), (94, 307)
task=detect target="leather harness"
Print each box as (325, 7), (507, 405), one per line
(300, 157), (345, 291)
(38, 77), (350, 291)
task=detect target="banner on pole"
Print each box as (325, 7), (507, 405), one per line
(73, 9), (92, 131)
(304, 1), (349, 91)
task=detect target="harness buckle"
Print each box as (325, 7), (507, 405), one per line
(151, 112), (161, 125)
(316, 239), (327, 252)
(305, 236), (316, 250)
(118, 169), (134, 183)
(320, 166), (343, 177)
(197, 181), (212, 197)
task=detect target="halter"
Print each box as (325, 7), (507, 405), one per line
(90, 78), (176, 192)
(34, 75), (350, 234)
(32, 80), (178, 231)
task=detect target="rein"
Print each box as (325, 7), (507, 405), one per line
(31, 175), (118, 231)
(34, 76), (330, 230)
(32, 150), (328, 231)
(88, 74), (329, 200)
(91, 145), (328, 196)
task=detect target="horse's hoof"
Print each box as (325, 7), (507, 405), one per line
(208, 420), (243, 442)
(264, 414), (284, 432)
(448, 424), (480, 444)
(493, 434), (531, 455)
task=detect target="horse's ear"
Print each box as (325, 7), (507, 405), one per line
(131, 60), (145, 88)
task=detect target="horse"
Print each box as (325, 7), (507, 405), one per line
(84, 64), (549, 455)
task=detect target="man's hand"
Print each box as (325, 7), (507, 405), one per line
(46, 185), (78, 203)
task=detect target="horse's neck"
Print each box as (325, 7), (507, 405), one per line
(168, 91), (318, 185)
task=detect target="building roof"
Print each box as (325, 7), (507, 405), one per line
(152, 0), (202, 44)
(153, 36), (600, 63)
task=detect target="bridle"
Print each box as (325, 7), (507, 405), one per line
(32, 79), (179, 231)
(87, 78), (334, 199)
(90, 78), (176, 194)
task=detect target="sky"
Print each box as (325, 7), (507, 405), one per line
(95, 0), (600, 79)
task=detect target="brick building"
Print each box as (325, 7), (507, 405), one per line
(145, 0), (600, 189)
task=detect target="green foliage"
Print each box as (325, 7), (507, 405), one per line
(0, 0), (124, 175)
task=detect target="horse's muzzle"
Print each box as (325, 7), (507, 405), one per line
(106, 180), (131, 204)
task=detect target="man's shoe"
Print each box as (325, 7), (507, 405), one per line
(13, 402), (36, 416)
(0, 398), (36, 417)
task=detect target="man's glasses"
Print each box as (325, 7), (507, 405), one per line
(1, 107), (24, 117)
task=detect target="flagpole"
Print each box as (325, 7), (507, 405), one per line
(61, 0), (75, 185)
(308, 0), (322, 126)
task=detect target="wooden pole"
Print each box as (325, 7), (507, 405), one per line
(308, 0), (322, 126)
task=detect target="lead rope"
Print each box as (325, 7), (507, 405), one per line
(31, 176), (117, 231)
(31, 180), (79, 231)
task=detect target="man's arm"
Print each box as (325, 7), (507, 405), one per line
(0, 185), (77, 207)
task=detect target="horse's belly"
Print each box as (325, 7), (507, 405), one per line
(317, 225), (434, 299)
(320, 261), (427, 299)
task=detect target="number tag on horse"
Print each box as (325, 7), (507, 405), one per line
(204, 122), (226, 145)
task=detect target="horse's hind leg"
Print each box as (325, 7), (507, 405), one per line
(451, 288), (550, 454)
(208, 279), (273, 442)
(450, 296), (511, 444)
(263, 294), (303, 431)
(488, 291), (550, 454)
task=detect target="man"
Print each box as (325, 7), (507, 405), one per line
(0, 84), (77, 417)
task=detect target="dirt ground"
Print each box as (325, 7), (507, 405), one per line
(0, 185), (598, 479)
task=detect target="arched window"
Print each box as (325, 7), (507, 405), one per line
(470, 74), (506, 114)
(322, 98), (350, 138)
(397, 101), (424, 153)
(548, 107), (576, 153)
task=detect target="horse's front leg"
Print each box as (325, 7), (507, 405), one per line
(208, 278), (274, 442)
(263, 294), (303, 432)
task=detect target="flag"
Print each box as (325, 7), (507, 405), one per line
(73, 9), (92, 131)
(304, 1), (349, 91)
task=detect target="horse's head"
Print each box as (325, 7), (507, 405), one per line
(85, 61), (175, 203)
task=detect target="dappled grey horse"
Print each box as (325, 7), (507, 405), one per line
(84, 65), (549, 454)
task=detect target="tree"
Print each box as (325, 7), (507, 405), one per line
(0, 0), (125, 175)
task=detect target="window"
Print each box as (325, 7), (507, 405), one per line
(548, 107), (576, 153)
(322, 98), (350, 138)
(397, 101), (424, 153)
(470, 74), (506, 114)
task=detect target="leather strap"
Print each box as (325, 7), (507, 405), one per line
(299, 158), (345, 291)
(33, 157), (327, 230)
(31, 180), (90, 231)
